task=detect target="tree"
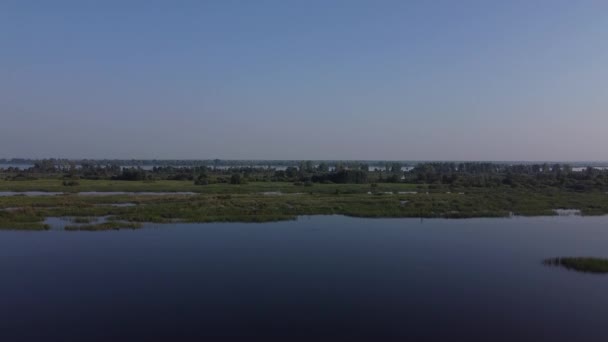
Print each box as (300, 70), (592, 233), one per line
(285, 167), (298, 178)
(230, 173), (242, 185)
(305, 161), (314, 173)
(113, 167), (148, 181)
(390, 162), (402, 173)
(194, 172), (209, 185)
(386, 174), (400, 183)
(317, 162), (329, 172)
(329, 170), (368, 184)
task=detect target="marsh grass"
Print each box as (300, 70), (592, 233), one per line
(0, 222), (49, 230)
(71, 217), (94, 224)
(1, 181), (608, 230)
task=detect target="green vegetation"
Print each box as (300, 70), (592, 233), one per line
(0, 222), (49, 230)
(0, 179), (419, 194)
(4, 160), (608, 192)
(0, 180), (606, 231)
(543, 257), (608, 274)
(0, 207), (49, 230)
(1, 160), (608, 230)
(72, 217), (94, 224)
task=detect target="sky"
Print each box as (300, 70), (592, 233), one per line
(1, 1), (607, 161)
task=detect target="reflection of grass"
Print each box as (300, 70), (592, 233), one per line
(544, 257), (608, 274)
(65, 221), (143, 231)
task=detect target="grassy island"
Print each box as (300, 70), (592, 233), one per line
(544, 257), (608, 274)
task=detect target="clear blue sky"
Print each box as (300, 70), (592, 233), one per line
(1, 1), (607, 161)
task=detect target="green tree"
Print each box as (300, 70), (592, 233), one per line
(230, 173), (242, 185)
(390, 162), (402, 173)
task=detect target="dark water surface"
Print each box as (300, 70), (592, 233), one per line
(2, 215), (608, 341)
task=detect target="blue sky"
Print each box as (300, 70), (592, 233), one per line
(1, 1), (607, 160)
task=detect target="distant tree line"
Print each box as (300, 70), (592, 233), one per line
(2, 160), (608, 191)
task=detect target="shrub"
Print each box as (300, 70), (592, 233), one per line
(62, 180), (80, 186)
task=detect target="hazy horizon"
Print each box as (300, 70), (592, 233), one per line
(2, 157), (608, 165)
(2, 1), (607, 160)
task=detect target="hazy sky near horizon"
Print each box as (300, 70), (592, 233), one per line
(1, 1), (607, 161)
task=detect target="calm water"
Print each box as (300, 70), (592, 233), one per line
(2, 215), (608, 341)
